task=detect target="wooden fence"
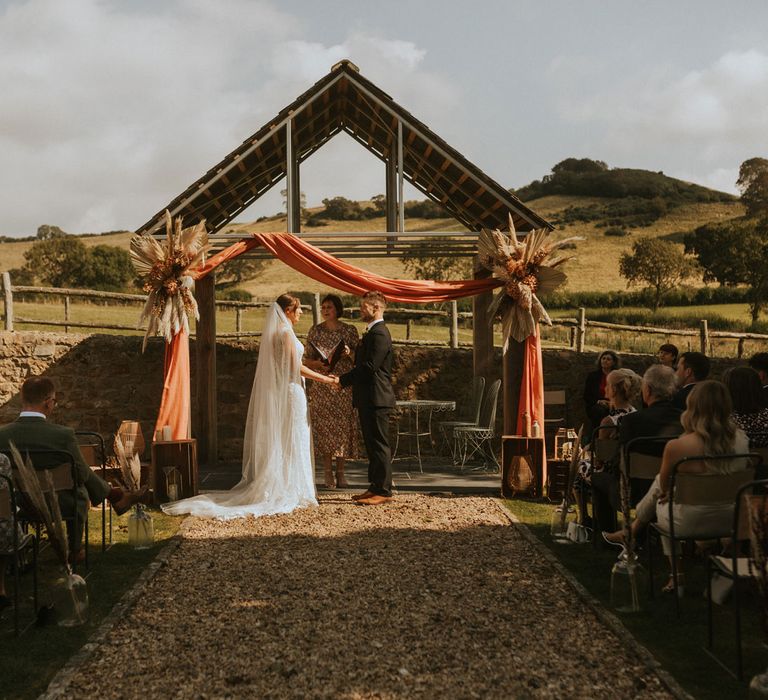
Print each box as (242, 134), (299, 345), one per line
(2, 271), (768, 356)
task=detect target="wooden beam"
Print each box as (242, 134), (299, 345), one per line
(290, 141), (302, 233)
(503, 339), (525, 435)
(385, 156), (397, 236)
(194, 274), (217, 466)
(472, 260), (495, 383)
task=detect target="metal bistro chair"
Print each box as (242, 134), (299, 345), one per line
(75, 431), (113, 552)
(648, 453), (760, 616)
(587, 425), (621, 549)
(1, 449), (86, 573)
(746, 432), (768, 479)
(454, 379), (502, 472)
(438, 376), (485, 463)
(705, 478), (768, 681)
(0, 468), (38, 636)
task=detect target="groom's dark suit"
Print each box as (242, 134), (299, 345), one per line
(340, 320), (395, 497)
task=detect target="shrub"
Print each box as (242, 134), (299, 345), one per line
(216, 288), (253, 302)
(604, 227), (629, 237)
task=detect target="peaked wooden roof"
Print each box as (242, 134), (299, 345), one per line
(136, 60), (551, 249)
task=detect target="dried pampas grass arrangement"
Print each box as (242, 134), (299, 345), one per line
(477, 214), (583, 345)
(114, 433), (142, 492)
(131, 210), (211, 351)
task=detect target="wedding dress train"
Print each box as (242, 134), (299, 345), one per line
(162, 303), (317, 519)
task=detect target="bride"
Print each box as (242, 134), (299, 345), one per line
(162, 294), (339, 519)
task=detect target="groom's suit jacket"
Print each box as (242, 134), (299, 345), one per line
(340, 321), (395, 409)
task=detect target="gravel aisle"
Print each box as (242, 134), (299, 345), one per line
(56, 495), (674, 699)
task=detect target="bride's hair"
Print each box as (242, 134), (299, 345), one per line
(276, 294), (300, 313)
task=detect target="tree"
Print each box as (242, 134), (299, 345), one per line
(280, 188), (307, 217)
(402, 240), (473, 282)
(736, 157), (768, 217)
(79, 245), (134, 291)
(214, 256), (266, 290)
(619, 237), (699, 311)
(36, 224), (67, 240)
(22, 236), (88, 287)
(685, 218), (768, 323)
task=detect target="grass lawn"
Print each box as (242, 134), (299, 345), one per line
(0, 508), (181, 700)
(505, 498), (767, 699)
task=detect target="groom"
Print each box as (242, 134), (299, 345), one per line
(340, 290), (395, 505)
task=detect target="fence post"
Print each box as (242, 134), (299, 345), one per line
(699, 319), (709, 354)
(569, 327), (576, 349)
(575, 307), (586, 352)
(406, 319), (412, 340)
(737, 337), (745, 359)
(449, 301), (458, 349)
(64, 295), (70, 333)
(312, 293), (320, 326)
(2, 272), (12, 332)
(236, 308), (243, 339)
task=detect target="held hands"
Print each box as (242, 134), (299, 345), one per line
(327, 374), (341, 389)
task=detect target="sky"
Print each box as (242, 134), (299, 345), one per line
(1, 0), (767, 236)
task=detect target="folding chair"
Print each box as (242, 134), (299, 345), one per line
(438, 376), (484, 463)
(0, 470), (38, 636)
(543, 389), (567, 455)
(75, 431), (112, 552)
(705, 478), (768, 680)
(649, 453), (760, 615)
(454, 379), (502, 472)
(0, 449), (86, 573)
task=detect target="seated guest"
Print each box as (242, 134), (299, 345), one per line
(591, 365), (683, 534)
(583, 351), (620, 440)
(605, 381), (749, 593)
(0, 376), (144, 561)
(0, 453), (32, 612)
(723, 367), (768, 447)
(574, 369), (641, 526)
(656, 343), (679, 369)
(749, 352), (768, 407)
(673, 351), (710, 409)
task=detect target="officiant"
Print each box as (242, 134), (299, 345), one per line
(303, 294), (360, 489)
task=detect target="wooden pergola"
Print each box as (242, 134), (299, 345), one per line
(136, 60), (552, 465)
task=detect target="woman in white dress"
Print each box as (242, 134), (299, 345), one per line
(162, 294), (339, 519)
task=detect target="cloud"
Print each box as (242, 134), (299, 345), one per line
(0, 3), (457, 235)
(556, 49), (768, 191)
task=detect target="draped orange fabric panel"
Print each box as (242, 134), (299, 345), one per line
(191, 233), (501, 302)
(515, 328), (547, 484)
(154, 328), (190, 441)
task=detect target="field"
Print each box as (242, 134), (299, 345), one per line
(0, 195), (745, 299)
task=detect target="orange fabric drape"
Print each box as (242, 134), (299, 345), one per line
(154, 328), (190, 441)
(191, 233), (501, 302)
(158, 232), (545, 459)
(515, 328), (547, 484)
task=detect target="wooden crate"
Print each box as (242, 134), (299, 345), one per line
(150, 439), (198, 504)
(545, 460), (571, 503)
(501, 436), (544, 499)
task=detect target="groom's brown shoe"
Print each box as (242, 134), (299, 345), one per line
(356, 495), (393, 506)
(351, 490), (374, 501)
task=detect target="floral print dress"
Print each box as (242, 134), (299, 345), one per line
(305, 322), (360, 459)
(0, 453), (23, 555)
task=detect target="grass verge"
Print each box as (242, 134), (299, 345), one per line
(504, 498), (767, 700)
(0, 508), (181, 700)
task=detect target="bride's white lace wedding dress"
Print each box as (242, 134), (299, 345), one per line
(162, 303), (317, 519)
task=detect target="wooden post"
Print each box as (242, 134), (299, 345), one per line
(385, 157), (397, 252)
(397, 120), (405, 234)
(290, 144), (301, 233)
(235, 308), (243, 339)
(449, 301), (459, 349)
(569, 326), (576, 349)
(64, 295), (70, 333)
(576, 307), (586, 352)
(2, 272), (13, 331)
(738, 337), (745, 359)
(699, 319), (709, 355)
(472, 259), (495, 382)
(503, 338), (526, 435)
(312, 293), (321, 326)
(194, 274), (217, 466)
(406, 319), (412, 340)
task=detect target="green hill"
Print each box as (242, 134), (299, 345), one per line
(0, 161), (745, 297)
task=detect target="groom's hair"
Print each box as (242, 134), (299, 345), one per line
(276, 294), (300, 313)
(362, 290), (387, 308)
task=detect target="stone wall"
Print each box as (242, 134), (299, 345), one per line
(0, 331), (747, 463)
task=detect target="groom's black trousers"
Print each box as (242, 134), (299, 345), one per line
(358, 405), (392, 497)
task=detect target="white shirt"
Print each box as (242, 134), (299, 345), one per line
(19, 411), (46, 419)
(367, 318), (384, 331)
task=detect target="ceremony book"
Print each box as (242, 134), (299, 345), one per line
(310, 339), (345, 372)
